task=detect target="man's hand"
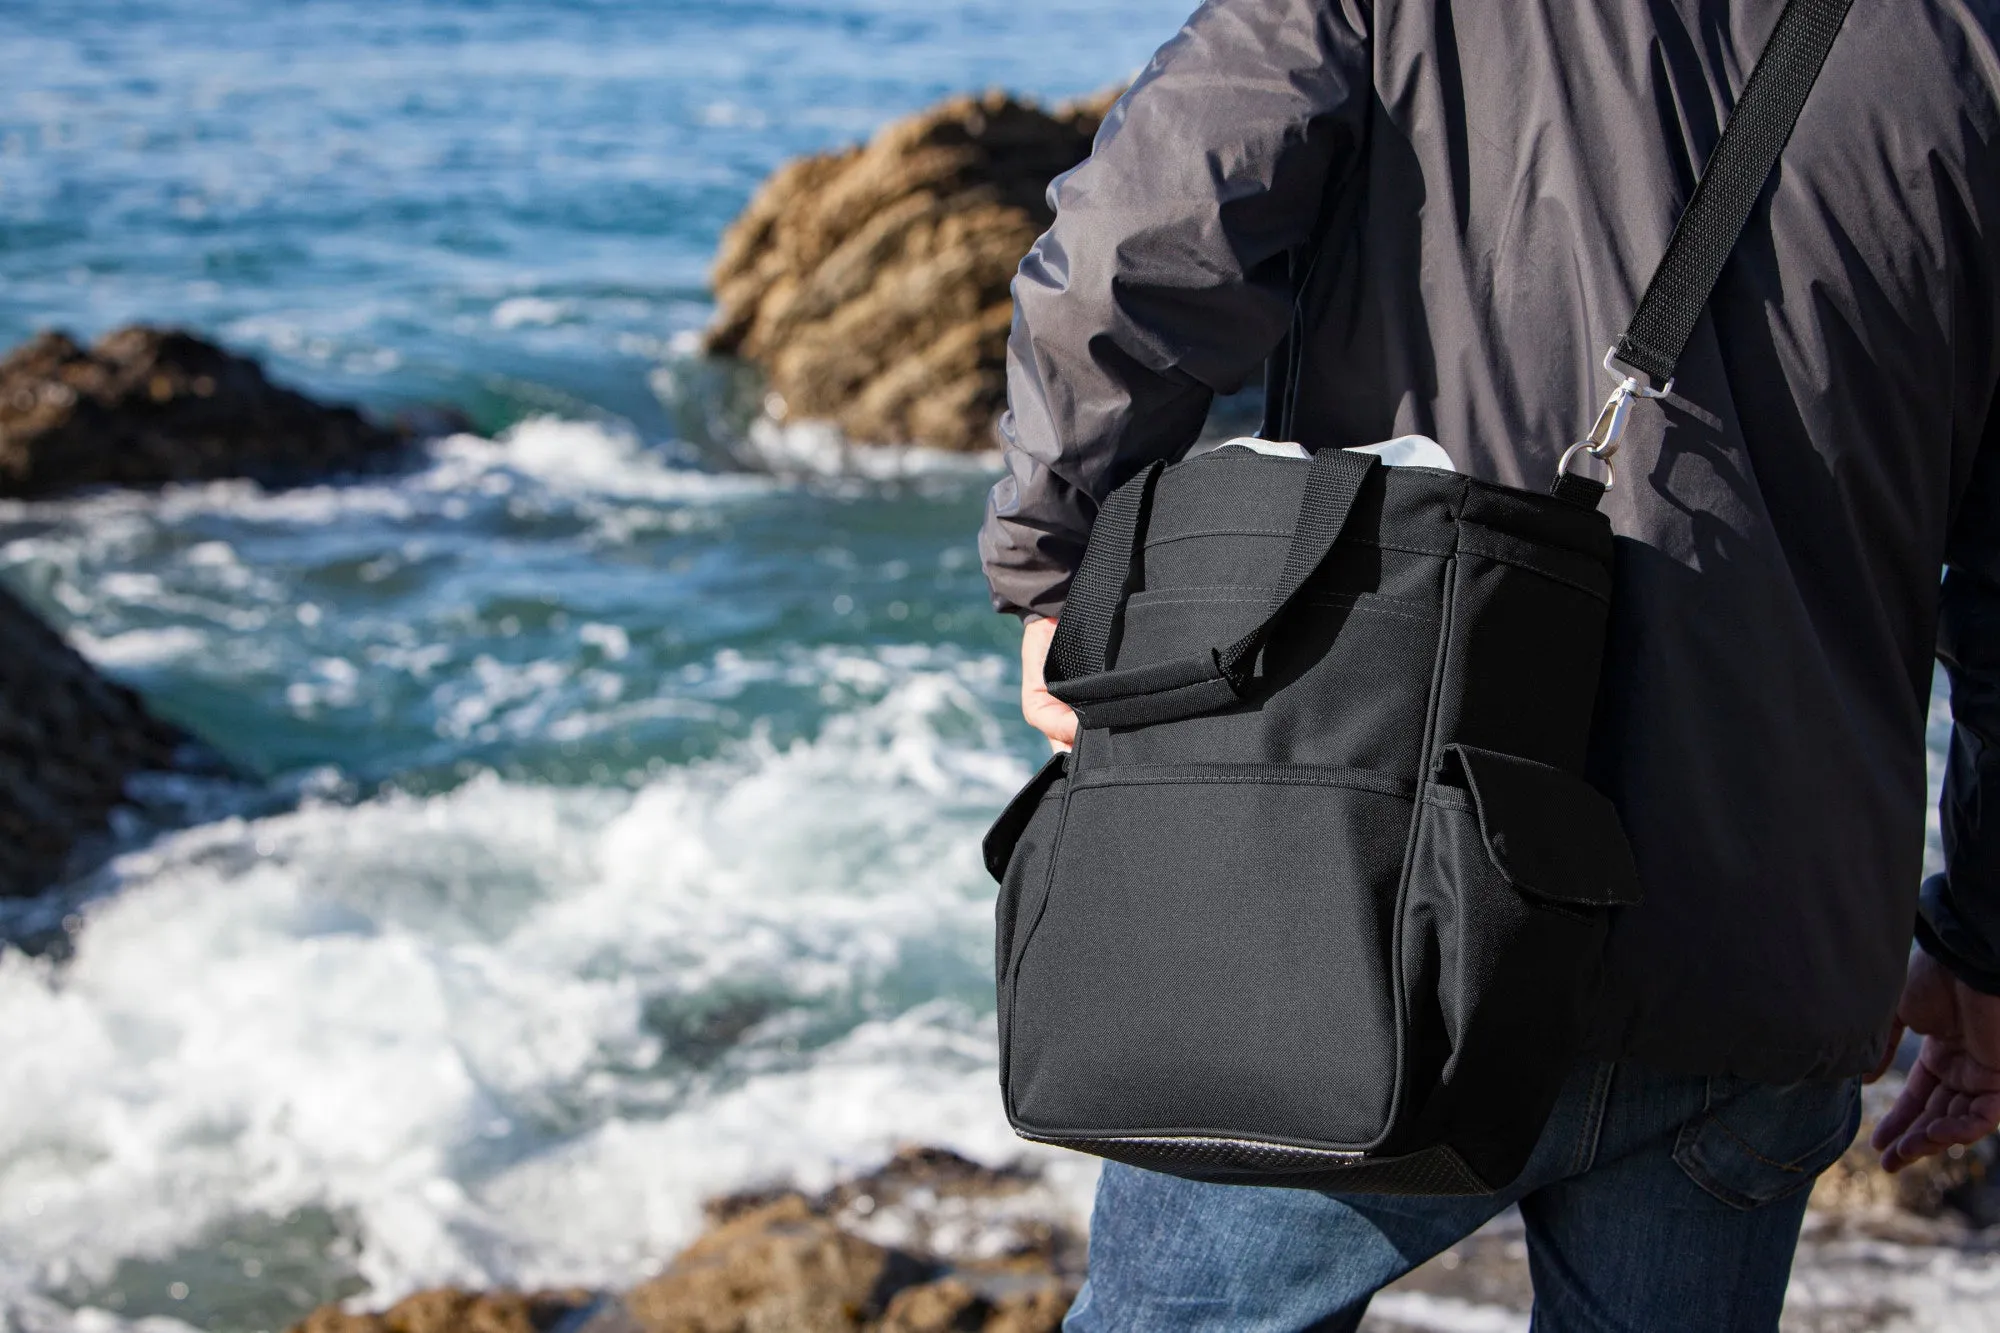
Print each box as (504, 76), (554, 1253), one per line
(1021, 617), (1077, 751)
(1872, 948), (2000, 1171)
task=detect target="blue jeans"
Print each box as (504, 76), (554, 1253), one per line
(1064, 1061), (1862, 1332)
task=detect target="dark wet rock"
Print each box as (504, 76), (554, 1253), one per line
(0, 579), (198, 898)
(389, 402), (480, 442)
(704, 88), (1120, 454)
(0, 325), (405, 497)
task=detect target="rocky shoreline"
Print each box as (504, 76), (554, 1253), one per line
(0, 324), (427, 899)
(283, 1073), (2000, 1333)
(292, 1148), (1083, 1333)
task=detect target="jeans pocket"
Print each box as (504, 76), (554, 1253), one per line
(1671, 1075), (1863, 1210)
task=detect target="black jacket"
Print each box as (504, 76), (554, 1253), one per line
(978, 0), (2000, 1079)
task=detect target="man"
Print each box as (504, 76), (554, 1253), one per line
(977, 0), (2000, 1327)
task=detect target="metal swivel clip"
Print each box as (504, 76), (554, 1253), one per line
(1556, 348), (1673, 491)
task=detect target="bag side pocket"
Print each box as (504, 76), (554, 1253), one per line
(985, 753), (1069, 1090)
(984, 752), (1069, 884)
(1401, 744), (1640, 1188)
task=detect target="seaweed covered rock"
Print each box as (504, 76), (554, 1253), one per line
(705, 88), (1119, 453)
(0, 580), (194, 897)
(0, 325), (404, 496)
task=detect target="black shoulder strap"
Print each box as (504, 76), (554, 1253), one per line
(1613, 0), (1853, 384)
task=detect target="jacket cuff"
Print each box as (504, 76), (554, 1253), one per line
(1916, 873), (2000, 996)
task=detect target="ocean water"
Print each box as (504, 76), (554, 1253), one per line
(0, 3), (1966, 1331)
(0, 1), (1186, 1327)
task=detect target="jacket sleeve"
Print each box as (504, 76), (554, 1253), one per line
(977, 0), (1374, 619)
(1925, 404), (2000, 995)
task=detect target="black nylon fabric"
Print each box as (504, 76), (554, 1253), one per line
(985, 450), (1637, 1192)
(1048, 448), (1383, 728)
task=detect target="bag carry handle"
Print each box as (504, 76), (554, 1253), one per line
(1556, 0), (1852, 497)
(1045, 448), (1378, 728)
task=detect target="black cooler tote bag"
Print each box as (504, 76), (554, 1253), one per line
(983, 0), (1852, 1195)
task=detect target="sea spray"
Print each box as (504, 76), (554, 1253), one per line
(0, 656), (1085, 1313)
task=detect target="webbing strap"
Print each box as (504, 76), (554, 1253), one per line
(1047, 449), (1378, 728)
(1549, 470), (1608, 509)
(1216, 445), (1376, 689)
(1612, 0), (1853, 383)
(1046, 461), (1163, 683)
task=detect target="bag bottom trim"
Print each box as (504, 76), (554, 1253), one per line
(1015, 1130), (1494, 1196)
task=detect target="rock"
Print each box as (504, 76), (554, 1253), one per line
(796, 1145), (1086, 1279)
(299, 1149), (1079, 1333)
(621, 1154), (1077, 1333)
(624, 1195), (935, 1333)
(0, 325), (405, 497)
(0, 579), (196, 897)
(705, 88), (1120, 454)
(289, 1288), (595, 1333)
(390, 402), (480, 442)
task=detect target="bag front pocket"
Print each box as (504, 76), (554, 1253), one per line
(1006, 765), (1415, 1151)
(1400, 743), (1641, 1186)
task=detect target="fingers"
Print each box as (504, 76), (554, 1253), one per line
(1872, 1059), (1937, 1155)
(1019, 617), (1077, 750)
(1890, 1076), (1962, 1169)
(1875, 1038), (2000, 1171)
(1923, 1088), (2000, 1148)
(1923, 1114), (1999, 1147)
(1024, 689), (1077, 749)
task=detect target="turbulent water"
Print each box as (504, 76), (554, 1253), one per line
(0, 2), (1181, 1326)
(0, 3), (1966, 1331)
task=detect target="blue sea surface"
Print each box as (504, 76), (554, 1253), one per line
(0, 2), (1191, 1327)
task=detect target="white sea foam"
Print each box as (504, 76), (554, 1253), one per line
(0, 419), (775, 547)
(426, 418), (773, 505)
(68, 626), (211, 668)
(489, 297), (571, 331)
(732, 414), (1002, 481)
(0, 653), (1068, 1318)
